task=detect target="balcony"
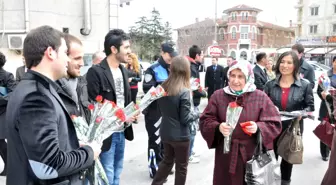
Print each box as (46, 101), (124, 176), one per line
(238, 39), (251, 45)
(294, 0), (303, 8)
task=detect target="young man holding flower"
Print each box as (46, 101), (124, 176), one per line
(86, 29), (138, 185)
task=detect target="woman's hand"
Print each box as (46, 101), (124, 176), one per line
(322, 91), (328, 100)
(219, 122), (232, 137)
(245, 121), (258, 134)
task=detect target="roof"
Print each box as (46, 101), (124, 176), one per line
(257, 21), (294, 32)
(176, 18), (226, 30)
(223, 4), (262, 14)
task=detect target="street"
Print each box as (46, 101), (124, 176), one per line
(0, 94), (329, 185)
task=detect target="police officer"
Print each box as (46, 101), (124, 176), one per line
(143, 43), (178, 178)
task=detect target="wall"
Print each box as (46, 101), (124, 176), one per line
(301, 0), (336, 37)
(0, 0), (112, 75)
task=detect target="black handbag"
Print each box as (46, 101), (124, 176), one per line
(245, 132), (281, 185)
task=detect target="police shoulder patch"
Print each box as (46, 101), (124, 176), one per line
(144, 74), (153, 83)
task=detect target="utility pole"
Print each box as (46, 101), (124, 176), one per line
(214, 0), (218, 42)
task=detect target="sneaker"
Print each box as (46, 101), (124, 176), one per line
(189, 156), (200, 163)
(192, 151), (200, 157)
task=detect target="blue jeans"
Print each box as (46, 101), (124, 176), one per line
(189, 134), (195, 157)
(100, 132), (125, 185)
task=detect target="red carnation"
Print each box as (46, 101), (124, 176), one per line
(111, 101), (117, 108)
(95, 116), (103, 124)
(115, 109), (126, 122)
(135, 104), (140, 110)
(150, 91), (156, 96)
(195, 78), (200, 83)
(96, 95), (103, 103)
(229, 102), (238, 108)
(198, 86), (203, 92)
(70, 115), (77, 120)
(88, 104), (94, 110)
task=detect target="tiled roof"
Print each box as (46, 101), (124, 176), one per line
(223, 4), (262, 13)
(257, 21), (293, 32)
(176, 18), (226, 30)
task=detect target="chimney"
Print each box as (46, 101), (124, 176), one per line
(289, 20), (292, 27)
(196, 18), (199, 23)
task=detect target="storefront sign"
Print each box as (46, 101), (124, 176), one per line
(326, 36), (336, 43)
(296, 37), (325, 45)
(208, 45), (223, 57)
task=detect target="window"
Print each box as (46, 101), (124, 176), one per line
(219, 28), (225, 40)
(333, 24), (336, 33)
(240, 26), (249, 39)
(334, 4), (336, 13)
(252, 27), (256, 40)
(309, 25), (318, 34)
(310, 7), (319, 16)
(231, 13), (237, 21)
(231, 27), (236, 39)
(241, 12), (248, 20)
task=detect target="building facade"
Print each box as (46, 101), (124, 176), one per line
(294, 0), (336, 64)
(176, 4), (295, 61)
(0, 0), (131, 74)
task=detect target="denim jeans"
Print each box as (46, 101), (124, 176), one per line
(100, 132), (125, 185)
(189, 134), (195, 157)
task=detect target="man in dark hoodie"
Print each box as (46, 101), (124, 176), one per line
(292, 43), (315, 89)
(186, 45), (206, 163)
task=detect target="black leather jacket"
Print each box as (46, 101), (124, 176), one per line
(317, 69), (334, 122)
(264, 76), (314, 113)
(157, 89), (199, 142)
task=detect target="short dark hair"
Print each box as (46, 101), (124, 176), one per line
(0, 52), (6, 68)
(274, 51), (300, 80)
(333, 56), (336, 62)
(104, 29), (130, 56)
(212, 56), (218, 61)
(188, 45), (201, 59)
(153, 55), (160, 61)
(23, 25), (64, 69)
(64, 34), (82, 55)
(256, 52), (267, 62)
(291, 43), (305, 54)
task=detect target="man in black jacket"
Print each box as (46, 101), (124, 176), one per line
(6, 25), (101, 185)
(186, 45), (205, 163)
(223, 56), (234, 87)
(143, 43), (177, 178)
(253, 52), (268, 90)
(205, 57), (225, 100)
(86, 29), (137, 185)
(292, 43), (315, 89)
(56, 34), (91, 123)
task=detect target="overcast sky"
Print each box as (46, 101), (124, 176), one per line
(118, 0), (297, 31)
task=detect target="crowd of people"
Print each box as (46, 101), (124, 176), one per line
(0, 25), (336, 185)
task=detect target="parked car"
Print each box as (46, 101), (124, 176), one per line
(307, 61), (331, 92)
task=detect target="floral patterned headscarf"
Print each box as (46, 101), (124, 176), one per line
(223, 60), (256, 96)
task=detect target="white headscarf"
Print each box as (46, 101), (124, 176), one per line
(223, 60), (256, 96)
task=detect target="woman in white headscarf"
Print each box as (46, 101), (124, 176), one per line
(200, 60), (282, 185)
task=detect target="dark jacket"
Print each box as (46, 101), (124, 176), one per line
(158, 89), (198, 141)
(317, 69), (334, 122)
(126, 65), (142, 88)
(253, 64), (268, 90)
(86, 58), (133, 152)
(56, 76), (91, 123)
(264, 76), (315, 133)
(15, 65), (26, 82)
(0, 68), (16, 139)
(142, 57), (169, 121)
(223, 66), (229, 87)
(205, 64), (225, 98)
(299, 58), (315, 89)
(187, 56), (206, 107)
(6, 70), (94, 185)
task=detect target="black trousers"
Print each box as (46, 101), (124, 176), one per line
(131, 88), (138, 104)
(145, 116), (164, 178)
(320, 141), (330, 158)
(152, 140), (190, 185)
(0, 139), (6, 176)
